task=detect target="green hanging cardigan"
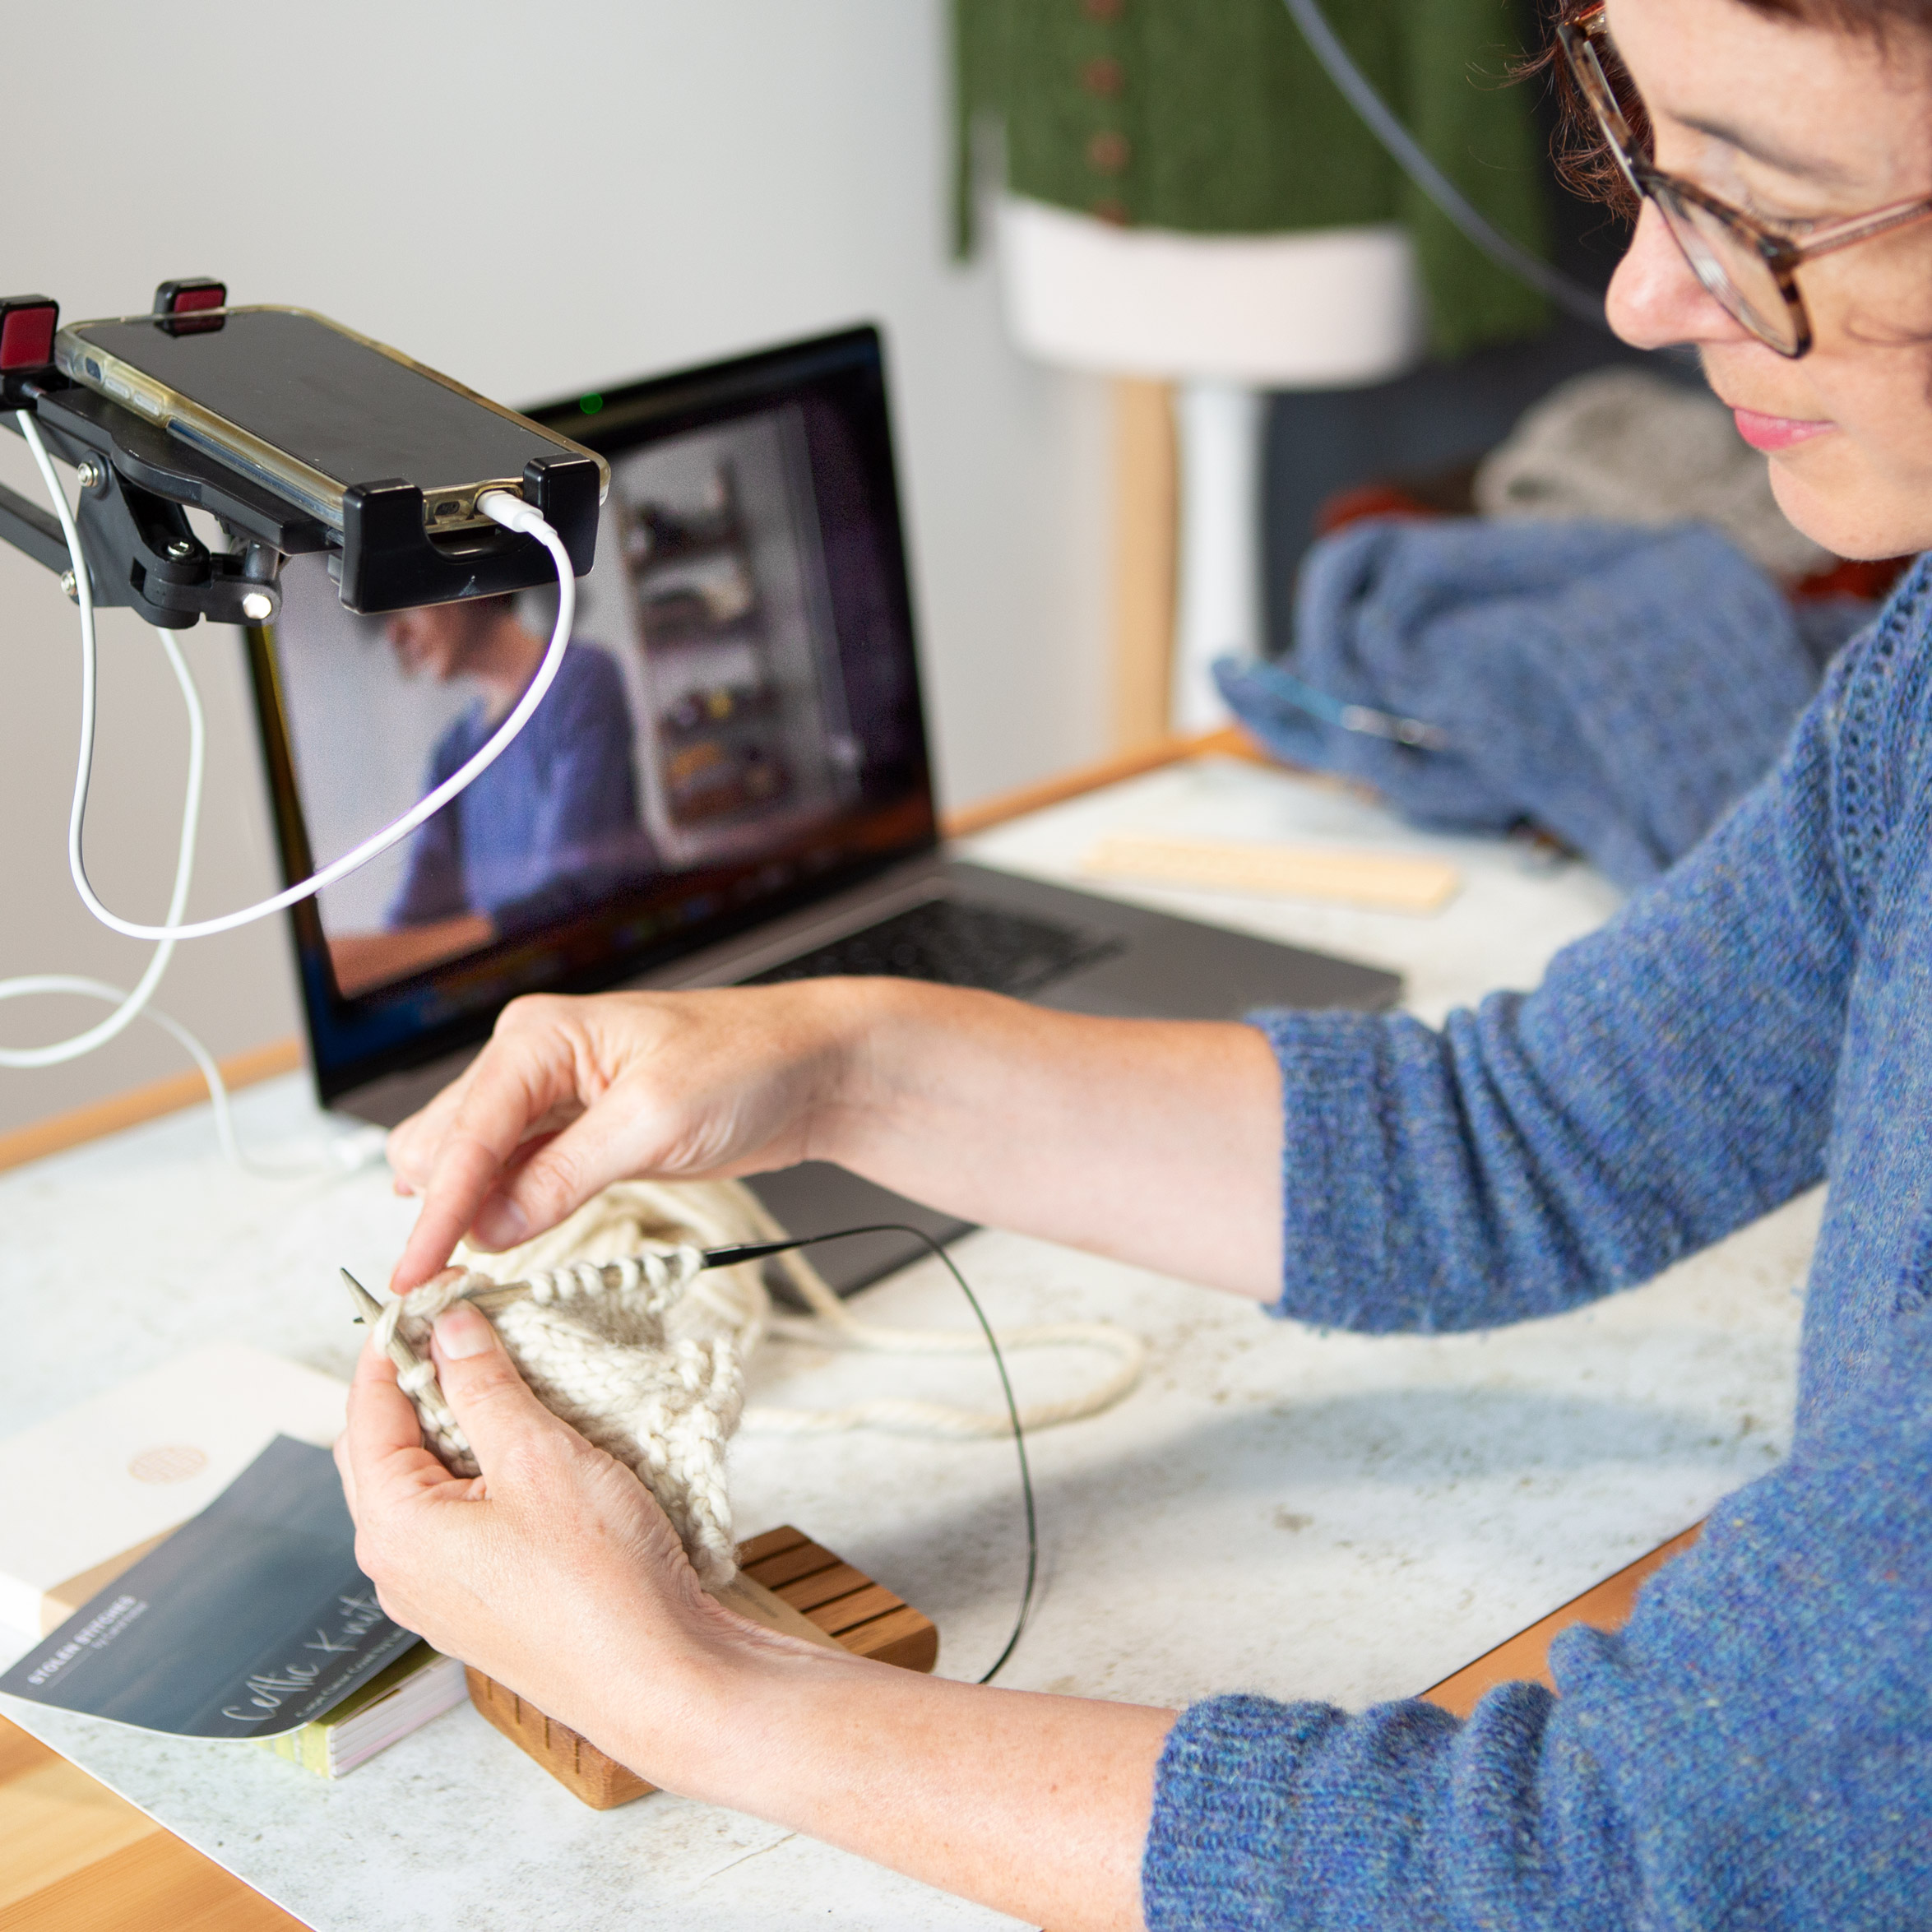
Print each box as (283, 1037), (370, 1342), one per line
(953, 0), (1554, 360)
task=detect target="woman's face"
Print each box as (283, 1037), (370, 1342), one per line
(387, 603), (490, 683)
(1605, 0), (1932, 558)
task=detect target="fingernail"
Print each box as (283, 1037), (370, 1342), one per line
(474, 1197), (529, 1248)
(433, 1302), (497, 1360)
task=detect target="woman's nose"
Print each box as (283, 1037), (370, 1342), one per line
(1605, 201), (1758, 351)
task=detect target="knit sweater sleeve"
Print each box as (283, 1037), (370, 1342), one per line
(1142, 1291), (1932, 1930)
(1143, 619), (1930, 1926)
(1258, 649), (1860, 1333)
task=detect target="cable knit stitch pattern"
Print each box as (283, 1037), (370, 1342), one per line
(1144, 556), (1932, 1927)
(379, 1242), (746, 1589)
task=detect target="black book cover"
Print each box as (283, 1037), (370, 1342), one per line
(0, 1435), (419, 1739)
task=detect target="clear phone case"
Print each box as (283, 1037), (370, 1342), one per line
(53, 306), (606, 534)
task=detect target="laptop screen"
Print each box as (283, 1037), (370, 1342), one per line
(245, 325), (936, 1103)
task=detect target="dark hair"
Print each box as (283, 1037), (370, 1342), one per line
(1540, 0), (1932, 213)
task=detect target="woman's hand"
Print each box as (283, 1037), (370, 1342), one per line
(336, 1299), (815, 1768)
(385, 982), (868, 1292)
(337, 1297), (1170, 1931)
(386, 976), (1285, 1303)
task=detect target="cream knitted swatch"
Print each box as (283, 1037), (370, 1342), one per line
(378, 1178), (1147, 1588)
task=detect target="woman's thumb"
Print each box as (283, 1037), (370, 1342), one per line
(429, 1302), (551, 1469)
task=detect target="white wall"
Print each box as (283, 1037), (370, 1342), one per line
(0, 1), (1111, 1134)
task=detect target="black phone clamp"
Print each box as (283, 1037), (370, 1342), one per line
(0, 285), (600, 628)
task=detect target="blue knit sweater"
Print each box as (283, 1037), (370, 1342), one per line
(1216, 518), (1873, 891)
(1143, 559), (1932, 1926)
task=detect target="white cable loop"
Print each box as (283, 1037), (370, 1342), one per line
(5, 418), (203, 1065)
(3, 412), (419, 1179)
(0, 974), (378, 1179)
(58, 480), (577, 941)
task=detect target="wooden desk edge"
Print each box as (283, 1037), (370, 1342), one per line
(939, 724), (1262, 840)
(1421, 1522), (1704, 1717)
(0, 1036), (304, 1178)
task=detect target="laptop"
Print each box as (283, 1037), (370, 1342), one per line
(243, 324), (1399, 1290)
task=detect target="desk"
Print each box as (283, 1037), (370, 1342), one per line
(0, 750), (1816, 1930)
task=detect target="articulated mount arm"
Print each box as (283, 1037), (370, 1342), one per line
(1, 282), (321, 628)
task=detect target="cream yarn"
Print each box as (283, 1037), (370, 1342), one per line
(378, 1178), (1146, 1587)
(374, 1240), (746, 1587)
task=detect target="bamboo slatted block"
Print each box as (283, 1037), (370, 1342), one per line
(466, 1525), (938, 1808)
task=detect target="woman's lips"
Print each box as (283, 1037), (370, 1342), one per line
(1733, 405), (1835, 452)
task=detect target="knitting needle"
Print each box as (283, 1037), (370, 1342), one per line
(341, 1267), (380, 1325)
(342, 1265), (526, 1340)
(341, 1267), (430, 1386)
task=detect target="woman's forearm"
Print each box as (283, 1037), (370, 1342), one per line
(630, 1633), (1174, 1932)
(813, 982), (1284, 1299)
(386, 979), (1283, 1297)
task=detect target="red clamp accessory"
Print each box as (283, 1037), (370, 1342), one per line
(0, 294), (58, 373)
(153, 278), (226, 336)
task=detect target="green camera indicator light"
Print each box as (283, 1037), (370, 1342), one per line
(578, 392), (604, 416)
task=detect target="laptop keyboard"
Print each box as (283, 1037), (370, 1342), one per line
(744, 897), (1124, 998)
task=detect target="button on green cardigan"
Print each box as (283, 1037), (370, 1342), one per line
(953, 0), (1554, 359)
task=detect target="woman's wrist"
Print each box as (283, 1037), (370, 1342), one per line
(796, 976), (944, 1172)
(595, 1595), (862, 1801)
(598, 1615), (1171, 1931)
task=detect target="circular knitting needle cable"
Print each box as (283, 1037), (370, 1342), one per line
(1279, 0), (1618, 333)
(697, 1225), (1038, 1684)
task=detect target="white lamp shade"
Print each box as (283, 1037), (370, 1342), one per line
(997, 195), (1427, 387)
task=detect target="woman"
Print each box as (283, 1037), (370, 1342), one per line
(383, 595), (642, 937)
(337, 2), (1932, 1922)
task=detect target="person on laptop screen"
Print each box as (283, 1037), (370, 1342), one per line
(291, 585), (657, 1003)
(381, 596), (646, 940)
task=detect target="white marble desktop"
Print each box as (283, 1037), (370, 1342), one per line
(0, 757), (1815, 1930)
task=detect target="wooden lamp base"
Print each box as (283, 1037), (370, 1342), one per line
(466, 1526), (938, 1809)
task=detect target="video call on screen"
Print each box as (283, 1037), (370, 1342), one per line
(264, 391), (929, 1022)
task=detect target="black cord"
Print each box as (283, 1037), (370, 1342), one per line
(699, 1224), (1038, 1684)
(1280, 0), (1619, 335)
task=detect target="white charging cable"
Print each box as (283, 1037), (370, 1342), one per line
(3, 418), (204, 1067)
(49, 466), (576, 941)
(0, 972), (380, 1177)
(7, 411), (571, 1177)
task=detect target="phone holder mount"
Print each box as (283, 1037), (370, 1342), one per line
(0, 282), (600, 629)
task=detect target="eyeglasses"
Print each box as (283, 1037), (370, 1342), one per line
(1559, 4), (1932, 356)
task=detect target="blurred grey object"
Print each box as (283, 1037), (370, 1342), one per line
(1473, 368), (1832, 581)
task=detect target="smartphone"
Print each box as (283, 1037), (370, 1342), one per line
(53, 307), (609, 535)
